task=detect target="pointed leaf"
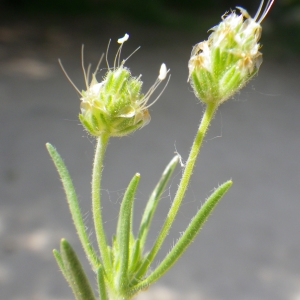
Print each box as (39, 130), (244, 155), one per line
(46, 143), (99, 270)
(97, 266), (108, 300)
(60, 238), (97, 300)
(138, 156), (178, 249)
(131, 180), (232, 292)
(115, 173), (140, 292)
(129, 238), (141, 273)
(53, 249), (68, 279)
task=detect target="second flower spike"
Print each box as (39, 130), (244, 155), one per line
(188, 0), (274, 106)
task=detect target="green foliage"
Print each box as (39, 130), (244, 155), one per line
(46, 1), (275, 298)
(47, 102), (231, 299)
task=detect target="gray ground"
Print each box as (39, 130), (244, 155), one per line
(1, 12), (300, 300)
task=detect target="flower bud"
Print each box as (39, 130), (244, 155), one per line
(60, 34), (169, 137)
(188, 0), (274, 106)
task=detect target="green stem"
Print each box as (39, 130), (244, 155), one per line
(92, 134), (112, 280)
(133, 102), (218, 282)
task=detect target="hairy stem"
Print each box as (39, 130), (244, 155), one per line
(133, 102), (218, 282)
(92, 134), (113, 280)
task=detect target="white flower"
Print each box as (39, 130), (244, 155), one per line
(188, 0), (274, 105)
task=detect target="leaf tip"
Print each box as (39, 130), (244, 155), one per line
(45, 142), (54, 152)
(226, 179), (233, 186)
(60, 238), (68, 245)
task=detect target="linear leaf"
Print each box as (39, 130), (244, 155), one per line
(53, 249), (68, 280)
(46, 143), (99, 270)
(115, 173), (140, 292)
(97, 266), (108, 300)
(137, 156), (178, 250)
(60, 239), (96, 300)
(131, 180), (232, 292)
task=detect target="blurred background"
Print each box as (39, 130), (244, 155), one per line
(0, 0), (300, 299)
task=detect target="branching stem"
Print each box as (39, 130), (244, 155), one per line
(133, 102), (218, 281)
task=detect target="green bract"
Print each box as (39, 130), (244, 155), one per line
(79, 66), (150, 137)
(189, 0), (274, 105)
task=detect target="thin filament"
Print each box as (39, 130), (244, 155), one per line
(144, 75), (171, 109)
(105, 39), (111, 70)
(86, 63), (92, 86)
(122, 46), (141, 65)
(258, 0), (274, 23)
(58, 59), (82, 95)
(254, 0), (264, 21)
(81, 45), (88, 89)
(114, 43), (123, 70)
(94, 53), (105, 76)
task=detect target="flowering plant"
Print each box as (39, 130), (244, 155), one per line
(46, 1), (274, 299)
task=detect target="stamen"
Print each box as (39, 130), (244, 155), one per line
(117, 33), (129, 44)
(122, 46), (141, 66)
(253, 0), (264, 21)
(86, 63), (92, 86)
(159, 63), (167, 80)
(140, 64), (170, 109)
(81, 45), (88, 89)
(142, 76), (163, 101)
(114, 44), (122, 70)
(144, 75), (171, 109)
(94, 53), (104, 77)
(258, 0), (274, 23)
(58, 59), (82, 96)
(141, 86), (156, 106)
(115, 34), (130, 69)
(105, 39), (111, 70)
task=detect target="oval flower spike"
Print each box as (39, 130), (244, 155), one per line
(60, 34), (169, 137)
(188, 0), (274, 106)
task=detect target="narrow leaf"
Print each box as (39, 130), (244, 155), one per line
(46, 143), (99, 270)
(53, 249), (68, 280)
(97, 266), (108, 300)
(137, 156), (178, 249)
(60, 238), (96, 300)
(115, 173), (140, 292)
(129, 238), (141, 273)
(131, 180), (232, 292)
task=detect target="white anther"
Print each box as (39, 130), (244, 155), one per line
(159, 63), (167, 80)
(118, 33), (129, 44)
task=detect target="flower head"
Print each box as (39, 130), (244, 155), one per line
(60, 34), (169, 137)
(188, 0), (274, 106)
